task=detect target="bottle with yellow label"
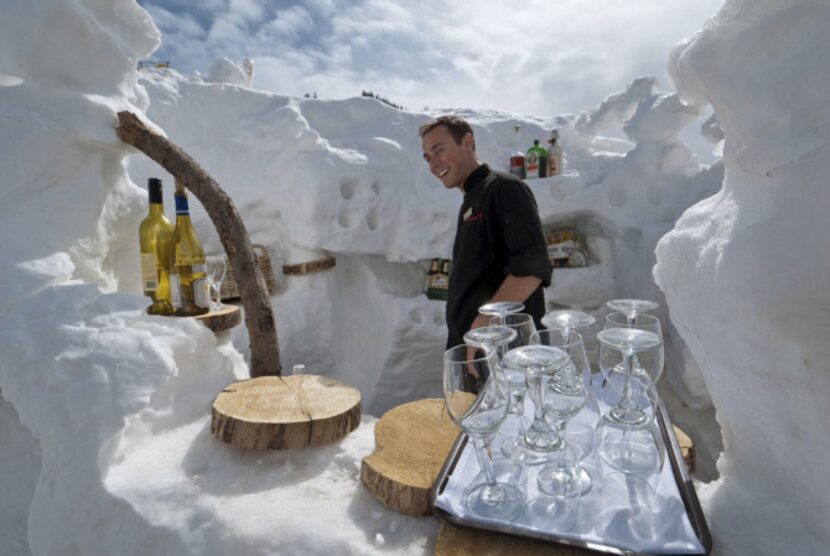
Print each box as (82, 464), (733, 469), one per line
(139, 178), (174, 315)
(168, 184), (210, 316)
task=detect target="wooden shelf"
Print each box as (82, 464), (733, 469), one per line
(195, 305), (241, 333)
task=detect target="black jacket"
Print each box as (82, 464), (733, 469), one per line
(446, 164), (552, 348)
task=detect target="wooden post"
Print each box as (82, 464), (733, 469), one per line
(116, 111), (281, 376)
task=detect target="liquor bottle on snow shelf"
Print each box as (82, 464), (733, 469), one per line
(525, 139), (548, 179)
(139, 178), (174, 315)
(509, 125), (526, 178)
(424, 258), (440, 294)
(547, 129), (563, 177)
(169, 182), (210, 316)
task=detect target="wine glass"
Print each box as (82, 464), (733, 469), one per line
(531, 329), (593, 496)
(205, 255), (227, 311)
(597, 419), (664, 477)
(443, 344), (522, 519)
(487, 313), (537, 458)
(541, 309), (600, 458)
(606, 298), (658, 324)
(464, 326), (517, 362)
(478, 301), (525, 325)
(597, 386), (665, 476)
(603, 312), (665, 406)
(501, 345), (570, 453)
(541, 309), (596, 341)
(597, 327), (663, 427)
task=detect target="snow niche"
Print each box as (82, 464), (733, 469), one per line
(654, 0), (830, 553)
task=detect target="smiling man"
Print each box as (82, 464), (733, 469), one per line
(419, 115), (552, 349)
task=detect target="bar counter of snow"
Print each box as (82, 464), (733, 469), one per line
(1, 0), (828, 555)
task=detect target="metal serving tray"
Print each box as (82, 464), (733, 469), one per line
(431, 398), (712, 555)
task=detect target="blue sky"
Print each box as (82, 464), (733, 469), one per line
(137, 0), (723, 117)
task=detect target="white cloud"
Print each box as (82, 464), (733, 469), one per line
(139, 0), (724, 115)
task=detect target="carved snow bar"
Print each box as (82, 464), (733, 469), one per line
(360, 399), (460, 515)
(212, 375), (361, 450)
(116, 110), (280, 377)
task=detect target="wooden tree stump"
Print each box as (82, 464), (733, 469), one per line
(195, 305), (241, 334)
(211, 375), (361, 450)
(361, 399), (459, 516)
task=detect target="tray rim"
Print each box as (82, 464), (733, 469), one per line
(430, 399), (713, 556)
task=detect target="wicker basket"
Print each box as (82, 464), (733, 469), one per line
(219, 243), (276, 300)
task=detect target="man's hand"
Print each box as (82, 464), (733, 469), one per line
(469, 312), (493, 332)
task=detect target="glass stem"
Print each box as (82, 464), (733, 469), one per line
(620, 350), (636, 411)
(471, 436), (496, 485)
(528, 366), (545, 423)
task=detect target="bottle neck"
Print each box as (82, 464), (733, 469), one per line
(174, 193), (190, 219)
(148, 203), (165, 217)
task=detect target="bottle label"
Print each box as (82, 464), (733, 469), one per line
(192, 263), (207, 274)
(526, 151), (540, 178)
(548, 240), (576, 260)
(169, 274), (182, 307)
(193, 277), (211, 309)
(140, 253), (158, 291)
(510, 154), (525, 178)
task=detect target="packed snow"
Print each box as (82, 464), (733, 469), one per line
(0, 0), (826, 555)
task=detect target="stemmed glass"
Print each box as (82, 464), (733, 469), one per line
(205, 255), (227, 311)
(464, 326), (517, 362)
(531, 329), (593, 496)
(602, 312), (665, 414)
(478, 301), (525, 326)
(487, 313), (537, 458)
(606, 299), (659, 324)
(542, 309), (599, 458)
(596, 326), (663, 478)
(597, 386), (665, 476)
(501, 345), (570, 452)
(541, 309), (596, 341)
(443, 344), (522, 518)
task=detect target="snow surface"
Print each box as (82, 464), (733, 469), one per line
(0, 0), (825, 554)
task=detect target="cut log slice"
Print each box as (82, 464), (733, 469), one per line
(282, 255), (336, 276)
(361, 398), (459, 516)
(211, 375), (361, 450)
(195, 304), (242, 334)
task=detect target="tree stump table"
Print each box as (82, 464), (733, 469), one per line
(212, 375), (361, 450)
(361, 399), (460, 516)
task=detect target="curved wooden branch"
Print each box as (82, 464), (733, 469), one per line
(117, 110), (281, 376)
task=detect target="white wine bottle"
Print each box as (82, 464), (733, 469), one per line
(139, 178), (174, 315)
(169, 183), (210, 316)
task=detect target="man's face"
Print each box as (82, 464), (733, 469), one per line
(421, 125), (477, 190)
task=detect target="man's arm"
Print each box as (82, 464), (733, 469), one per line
(468, 274), (542, 331)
